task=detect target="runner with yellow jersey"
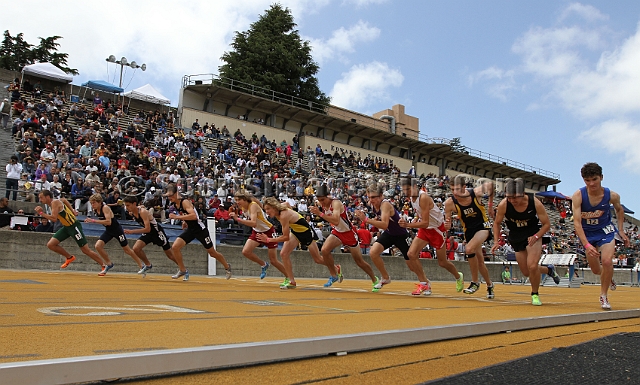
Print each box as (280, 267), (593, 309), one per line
(258, 197), (340, 289)
(35, 189), (108, 270)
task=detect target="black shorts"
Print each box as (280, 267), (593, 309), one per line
(464, 227), (491, 244)
(375, 231), (411, 260)
(139, 230), (171, 251)
(179, 227), (214, 249)
(509, 238), (529, 252)
(291, 228), (317, 248)
(99, 229), (128, 247)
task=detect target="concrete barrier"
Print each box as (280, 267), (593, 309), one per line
(0, 230), (634, 285)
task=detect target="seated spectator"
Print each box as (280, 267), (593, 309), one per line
(35, 217), (54, 232)
(502, 266), (512, 283)
(18, 173), (35, 202)
(71, 178), (92, 215)
(105, 190), (127, 220)
(208, 194), (221, 215)
(214, 204), (234, 229)
(0, 198), (14, 227)
(11, 209), (34, 231)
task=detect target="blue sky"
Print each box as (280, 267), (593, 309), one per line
(6, 0), (640, 216)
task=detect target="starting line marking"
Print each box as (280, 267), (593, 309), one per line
(37, 305), (205, 316)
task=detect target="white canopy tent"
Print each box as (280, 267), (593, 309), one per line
(21, 62), (73, 83)
(124, 84), (170, 105)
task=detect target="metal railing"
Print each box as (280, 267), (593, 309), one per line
(415, 133), (560, 180)
(182, 74), (329, 115)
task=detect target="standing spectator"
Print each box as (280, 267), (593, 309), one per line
(0, 98), (10, 129)
(6, 156), (22, 200)
(357, 223), (372, 255)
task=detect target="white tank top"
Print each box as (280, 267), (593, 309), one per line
(249, 201), (273, 232)
(411, 190), (444, 229)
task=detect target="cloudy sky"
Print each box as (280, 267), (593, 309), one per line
(5, 0), (640, 216)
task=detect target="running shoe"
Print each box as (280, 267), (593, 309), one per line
(486, 284), (495, 299)
(600, 295), (611, 310)
(411, 282), (432, 296)
(372, 277), (391, 292)
(98, 263), (114, 276)
(463, 282), (480, 294)
(371, 276), (381, 293)
(60, 256), (76, 269)
(547, 264), (560, 285)
(531, 294), (542, 306)
(336, 264), (344, 283)
(172, 269), (189, 281)
(455, 272), (464, 292)
(280, 278), (297, 289)
(225, 263), (232, 280)
(323, 275), (339, 287)
(259, 262), (270, 279)
(138, 264), (152, 275)
(610, 278), (617, 291)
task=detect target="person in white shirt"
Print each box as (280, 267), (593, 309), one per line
(5, 156), (23, 200)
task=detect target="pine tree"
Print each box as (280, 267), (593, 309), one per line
(219, 4), (329, 105)
(0, 30), (78, 75)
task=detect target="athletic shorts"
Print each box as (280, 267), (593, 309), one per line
(509, 238), (529, 252)
(416, 223), (447, 249)
(99, 229), (128, 247)
(52, 221), (88, 247)
(139, 230), (171, 251)
(291, 228), (317, 248)
(179, 227), (214, 249)
(375, 231), (412, 260)
(249, 227), (278, 249)
(585, 227), (617, 248)
(464, 226), (491, 244)
(330, 227), (359, 248)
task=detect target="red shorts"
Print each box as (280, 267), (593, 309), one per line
(416, 223), (446, 249)
(331, 227), (359, 248)
(249, 227), (278, 249)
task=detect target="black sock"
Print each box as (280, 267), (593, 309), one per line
(531, 292), (538, 296)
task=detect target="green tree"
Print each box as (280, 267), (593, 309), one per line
(0, 30), (78, 75)
(219, 3), (329, 105)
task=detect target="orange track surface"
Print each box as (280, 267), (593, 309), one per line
(1, 269), (638, 384)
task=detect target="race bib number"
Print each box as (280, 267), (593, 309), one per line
(603, 224), (615, 235)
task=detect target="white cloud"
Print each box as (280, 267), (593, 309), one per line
(553, 26), (640, 119)
(330, 61), (403, 110)
(467, 67), (516, 101)
(581, 120), (640, 173)
(309, 21), (381, 64)
(512, 25), (604, 78)
(342, 0), (389, 8)
(560, 3), (609, 23)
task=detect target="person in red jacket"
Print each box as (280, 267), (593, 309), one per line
(214, 204), (233, 229)
(446, 236), (458, 261)
(357, 223), (372, 255)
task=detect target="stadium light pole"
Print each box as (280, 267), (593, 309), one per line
(105, 55), (147, 88)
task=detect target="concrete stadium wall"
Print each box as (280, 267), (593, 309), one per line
(0, 231), (634, 286)
(415, 162), (440, 176)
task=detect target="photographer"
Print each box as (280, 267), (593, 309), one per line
(6, 155), (22, 200)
